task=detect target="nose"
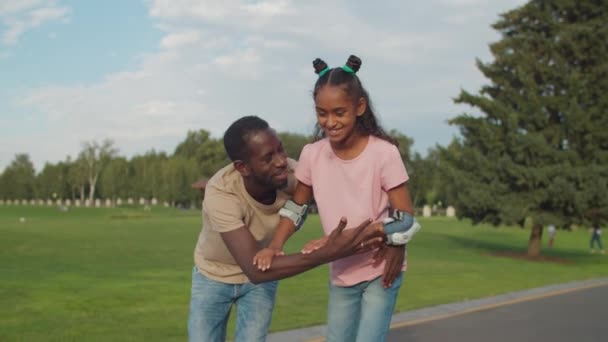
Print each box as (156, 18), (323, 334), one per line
(326, 115), (336, 128)
(274, 151), (288, 167)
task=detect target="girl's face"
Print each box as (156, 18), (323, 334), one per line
(314, 85), (366, 146)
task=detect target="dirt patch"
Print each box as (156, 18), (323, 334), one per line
(486, 251), (573, 265)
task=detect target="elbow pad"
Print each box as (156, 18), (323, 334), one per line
(383, 210), (421, 246)
(382, 210), (414, 235)
(278, 199), (309, 231)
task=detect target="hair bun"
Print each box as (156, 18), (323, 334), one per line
(313, 58), (328, 75)
(345, 55), (362, 73)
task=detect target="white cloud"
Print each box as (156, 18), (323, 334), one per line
(2, 0), (530, 170)
(0, 0), (43, 16)
(160, 29), (201, 49)
(0, 0), (69, 45)
(148, 0), (292, 23)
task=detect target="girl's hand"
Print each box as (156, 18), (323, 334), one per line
(301, 236), (329, 254)
(377, 244), (405, 288)
(253, 247), (284, 271)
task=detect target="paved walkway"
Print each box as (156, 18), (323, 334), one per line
(266, 277), (608, 342)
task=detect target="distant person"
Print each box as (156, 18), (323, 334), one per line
(253, 55), (421, 342)
(187, 115), (383, 342)
(547, 224), (556, 248)
(590, 223), (604, 254)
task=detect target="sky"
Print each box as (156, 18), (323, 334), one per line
(0, 0), (528, 171)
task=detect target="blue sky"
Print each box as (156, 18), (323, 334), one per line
(0, 0), (527, 171)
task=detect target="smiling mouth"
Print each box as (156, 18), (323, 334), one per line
(275, 168), (288, 179)
(327, 128), (342, 136)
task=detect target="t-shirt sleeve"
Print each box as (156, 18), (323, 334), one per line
(202, 187), (245, 233)
(381, 144), (409, 191)
(295, 144), (313, 186)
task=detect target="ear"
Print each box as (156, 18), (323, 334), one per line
(233, 160), (251, 177)
(356, 97), (366, 117)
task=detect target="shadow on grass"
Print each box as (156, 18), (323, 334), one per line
(445, 235), (591, 264)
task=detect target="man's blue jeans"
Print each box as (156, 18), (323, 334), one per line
(326, 273), (403, 342)
(187, 266), (278, 342)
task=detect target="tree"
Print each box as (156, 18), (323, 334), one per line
(277, 132), (310, 160)
(66, 156), (87, 202)
(79, 140), (118, 202)
(98, 157), (131, 200)
(409, 148), (448, 208)
(0, 154), (36, 200)
(174, 129), (229, 177)
(161, 156), (199, 207)
(36, 161), (70, 199)
(442, 0), (608, 256)
(129, 151), (167, 200)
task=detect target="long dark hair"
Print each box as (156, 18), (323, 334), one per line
(311, 55), (395, 145)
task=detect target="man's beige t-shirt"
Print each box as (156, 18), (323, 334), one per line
(194, 159), (297, 284)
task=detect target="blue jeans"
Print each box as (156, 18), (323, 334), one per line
(590, 233), (603, 249)
(187, 266), (278, 342)
(326, 273), (403, 342)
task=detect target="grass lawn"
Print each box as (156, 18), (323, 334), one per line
(1, 205), (606, 341)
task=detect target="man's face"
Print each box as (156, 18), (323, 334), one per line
(242, 128), (289, 190)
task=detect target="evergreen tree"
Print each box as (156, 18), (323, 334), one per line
(443, 0), (608, 256)
(0, 154), (37, 200)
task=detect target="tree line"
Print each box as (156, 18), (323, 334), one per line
(0, 130), (447, 209)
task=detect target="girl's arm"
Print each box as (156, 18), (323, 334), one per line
(253, 182), (313, 270)
(270, 182), (314, 249)
(377, 182), (414, 288)
(387, 182), (414, 214)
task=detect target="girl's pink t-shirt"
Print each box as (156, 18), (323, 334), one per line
(295, 135), (409, 286)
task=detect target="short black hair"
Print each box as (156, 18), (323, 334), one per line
(223, 115), (269, 161)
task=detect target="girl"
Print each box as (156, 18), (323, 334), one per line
(254, 55), (420, 341)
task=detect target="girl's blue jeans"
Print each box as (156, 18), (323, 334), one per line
(326, 273), (403, 342)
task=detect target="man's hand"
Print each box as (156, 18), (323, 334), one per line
(373, 244), (405, 288)
(301, 236), (329, 254)
(315, 217), (384, 262)
(253, 247), (284, 271)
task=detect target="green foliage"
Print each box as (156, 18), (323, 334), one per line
(0, 154), (36, 200)
(173, 129), (229, 177)
(36, 161), (70, 199)
(443, 0), (608, 229)
(277, 132), (310, 160)
(408, 148), (448, 207)
(128, 151), (168, 199)
(98, 157), (131, 199)
(160, 156), (200, 206)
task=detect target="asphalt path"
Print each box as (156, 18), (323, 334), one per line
(387, 282), (608, 342)
(266, 278), (608, 342)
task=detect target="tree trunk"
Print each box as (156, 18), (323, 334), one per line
(80, 184), (85, 202)
(89, 183), (96, 202)
(89, 174), (98, 203)
(527, 222), (543, 257)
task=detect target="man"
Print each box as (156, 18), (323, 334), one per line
(547, 224), (556, 248)
(188, 116), (384, 342)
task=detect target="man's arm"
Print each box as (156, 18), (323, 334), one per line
(221, 218), (383, 284)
